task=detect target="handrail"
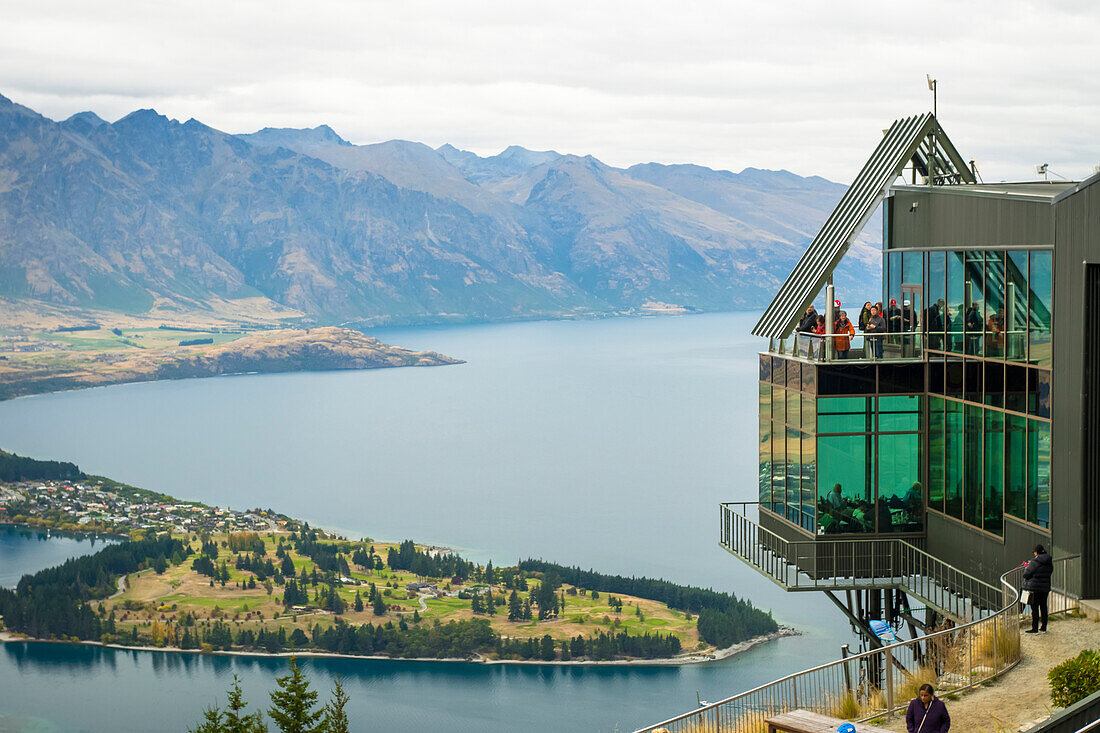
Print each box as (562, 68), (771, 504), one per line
(636, 504), (1081, 733)
(774, 331), (925, 363)
(720, 502), (1000, 616)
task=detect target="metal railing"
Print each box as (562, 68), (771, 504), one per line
(774, 331), (925, 363)
(635, 506), (1081, 733)
(721, 503), (1001, 618)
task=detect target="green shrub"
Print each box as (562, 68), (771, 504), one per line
(1049, 649), (1100, 707)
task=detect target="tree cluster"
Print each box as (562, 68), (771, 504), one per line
(385, 540), (472, 580)
(517, 559), (777, 646)
(0, 535), (188, 640)
(0, 449), (84, 482)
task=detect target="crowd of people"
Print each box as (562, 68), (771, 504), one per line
(795, 299), (917, 359)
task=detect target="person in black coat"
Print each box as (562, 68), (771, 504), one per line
(797, 305), (819, 333)
(906, 683), (950, 733)
(1023, 544), (1053, 633)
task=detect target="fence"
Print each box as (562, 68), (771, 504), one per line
(637, 505), (1081, 733)
(721, 503), (1002, 618)
(775, 331), (925, 363)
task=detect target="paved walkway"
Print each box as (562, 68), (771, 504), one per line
(881, 615), (1097, 733)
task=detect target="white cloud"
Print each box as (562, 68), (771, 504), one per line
(1, 0), (1097, 182)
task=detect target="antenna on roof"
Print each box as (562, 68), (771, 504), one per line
(926, 75), (937, 117)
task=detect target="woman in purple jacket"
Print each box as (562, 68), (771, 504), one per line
(906, 684), (950, 733)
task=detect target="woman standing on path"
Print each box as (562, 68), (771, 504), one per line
(906, 684), (950, 733)
(1024, 544), (1053, 633)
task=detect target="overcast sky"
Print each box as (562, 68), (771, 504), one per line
(2, 0), (1097, 184)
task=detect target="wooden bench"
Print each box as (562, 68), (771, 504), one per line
(765, 709), (895, 733)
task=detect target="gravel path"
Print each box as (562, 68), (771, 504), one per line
(881, 614), (1098, 733)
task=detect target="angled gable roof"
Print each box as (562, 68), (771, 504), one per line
(752, 113), (974, 340)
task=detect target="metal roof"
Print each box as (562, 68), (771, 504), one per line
(751, 113), (975, 340)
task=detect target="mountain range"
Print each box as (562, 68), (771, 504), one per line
(0, 94), (881, 326)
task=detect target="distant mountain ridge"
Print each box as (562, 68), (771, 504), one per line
(0, 93), (881, 326)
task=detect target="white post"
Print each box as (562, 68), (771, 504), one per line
(825, 283), (835, 361)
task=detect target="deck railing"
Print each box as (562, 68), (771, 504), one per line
(774, 331), (925, 363)
(721, 503), (1001, 617)
(635, 506), (1080, 733)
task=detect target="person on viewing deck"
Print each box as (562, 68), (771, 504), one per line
(827, 484), (845, 510)
(834, 311), (855, 358)
(858, 302), (873, 331)
(797, 305), (818, 333)
(865, 305), (887, 358)
(906, 684), (950, 733)
(813, 315), (827, 334)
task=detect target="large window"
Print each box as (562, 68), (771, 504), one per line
(1029, 251), (1052, 367)
(816, 395), (922, 535)
(983, 410), (1004, 535)
(947, 252), (965, 353)
(929, 396), (945, 510)
(817, 434), (873, 534)
(1005, 251), (1028, 361)
(759, 382), (771, 507)
(985, 251), (1006, 359)
(878, 432), (922, 532)
(964, 253), (985, 357)
(928, 252), (946, 351)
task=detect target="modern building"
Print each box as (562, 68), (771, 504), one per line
(725, 112), (1098, 636)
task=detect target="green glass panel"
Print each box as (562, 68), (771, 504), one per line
(964, 404), (983, 528)
(772, 422), (785, 514)
(888, 253), (903, 332)
(1005, 251), (1028, 362)
(983, 410), (1004, 536)
(1005, 414), (1026, 521)
(802, 394), (816, 434)
(817, 434), (874, 535)
(801, 432), (816, 532)
(772, 386), (785, 425)
(985, 251), (1006, 359)
(878, 395), (920, 432)
(877, 432), (923, 533)
(929, 396), (945, 510)
(759, 383), (771, 506)
(947, 252), (965, 353)
(1029, 419), (1051, 528)
(964, 252), (985, 357)
(1029, 251), (1052, 367)
(944, 400), (963, 518)
(786, 426), (800, 520)
(817, 397), (872, 434)
(787, 389), (801, 429)
(928, 251), (946, 351)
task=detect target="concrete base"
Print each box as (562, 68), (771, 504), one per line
(1077, 598), (1100, 621)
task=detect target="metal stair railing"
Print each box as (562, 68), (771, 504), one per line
(635, 506), (1080, 733)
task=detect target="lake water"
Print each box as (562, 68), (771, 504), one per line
(0, 527), (116, 588)
(0, 313), (852, 732)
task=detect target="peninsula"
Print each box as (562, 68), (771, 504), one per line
(0, 323), (461, 401)
(0, 454), (786, 665)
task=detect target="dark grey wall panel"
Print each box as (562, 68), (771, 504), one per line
(889, 191), (1056, 250)
(1052, 180), (1098, 595)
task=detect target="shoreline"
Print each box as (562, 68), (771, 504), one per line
(0, 626), (799, 668)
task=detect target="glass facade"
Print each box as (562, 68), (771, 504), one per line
(759, 355), (818, 532)
(759, 245), (1053, 540)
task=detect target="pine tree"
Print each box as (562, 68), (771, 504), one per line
(353, 591), (363, 613)
(470, 591), (483, 614)
(268, 658), (323, 733)
(508, 590), (522, 621)
(522, 597), (532, 621)
(320, 678), (350, 733)
(189, 706), (225, 733)
(485, 588), (496, 616)
(224, 674), (266, 733)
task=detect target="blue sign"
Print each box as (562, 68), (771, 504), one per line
(869, 619), (897, 643)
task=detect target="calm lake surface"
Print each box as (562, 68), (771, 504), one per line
(0, 313), (851, 732)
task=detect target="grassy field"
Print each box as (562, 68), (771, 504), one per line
(103, 534), (705, 653)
